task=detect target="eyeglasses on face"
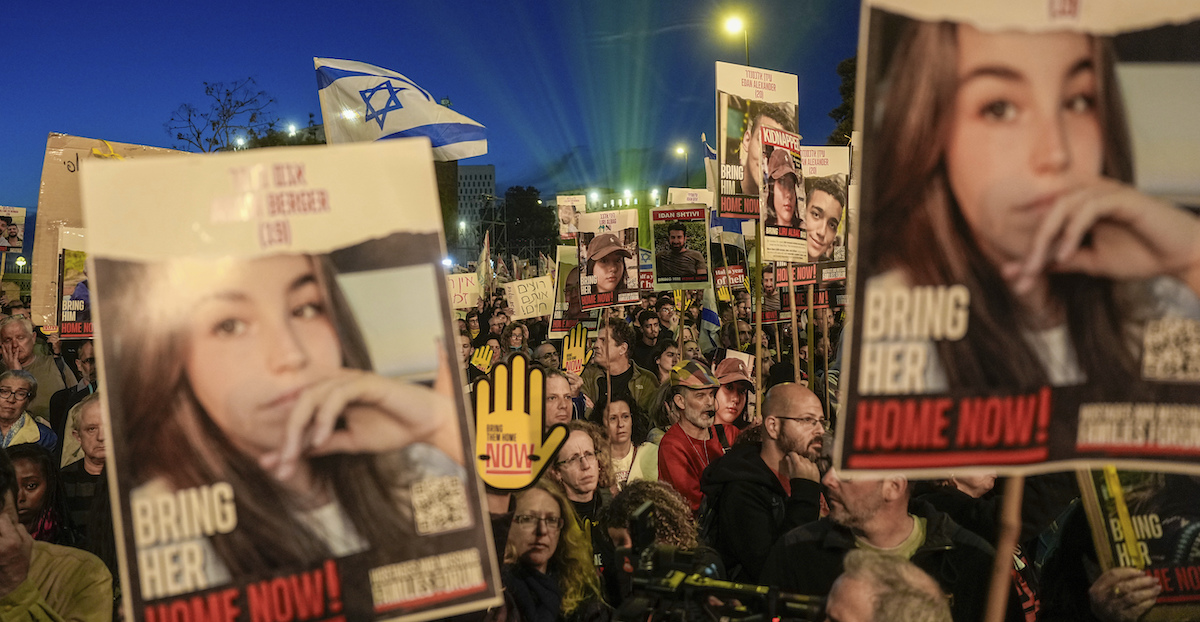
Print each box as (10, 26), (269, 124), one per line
(513, 514), (564, 532)
(774, 415), (829, 429)
(555, 450), (596, 470)
(0, 387), (31, 400)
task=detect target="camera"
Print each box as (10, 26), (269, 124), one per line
(613, 501), (824, 621)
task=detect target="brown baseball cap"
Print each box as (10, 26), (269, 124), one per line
(715, 357), (755, 391)
(767, 148), (798, 181)
(588, 233), (634, 261)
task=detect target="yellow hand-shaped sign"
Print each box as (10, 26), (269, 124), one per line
(717, 285), (732, 302)
(471, 345), (494, 373)
(475, 355), (569, 491)
(562, 323), (589, 375)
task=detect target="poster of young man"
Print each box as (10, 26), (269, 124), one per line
(798, 146), (850, 283)
(651, 204), (709, 290)
(759, 128), (807, 263)
(838, 0), (1200, 476)
(557, 194), (585, 239)
(0, 206), (27, 253)
(576, 209), (640, 310)
(81, 140), (500, 621)
(715, 62), (799, 219)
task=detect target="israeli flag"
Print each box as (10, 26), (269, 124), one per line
(315, 57), (487, 161)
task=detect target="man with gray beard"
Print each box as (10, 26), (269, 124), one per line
(699, 383), (823, 582)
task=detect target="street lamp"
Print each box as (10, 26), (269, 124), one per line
(675, 145), (689, 187)
(725, 16), (749, 65)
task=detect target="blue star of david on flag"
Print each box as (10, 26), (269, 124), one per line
(360, 81), (407, 130)
(316, 57), (488, 161)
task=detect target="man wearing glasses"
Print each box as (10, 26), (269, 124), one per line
(699, 383), (824, 582)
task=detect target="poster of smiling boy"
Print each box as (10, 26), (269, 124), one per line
(81, 139), (500, 621)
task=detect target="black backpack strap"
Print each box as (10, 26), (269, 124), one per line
(713, 425), (731, 452)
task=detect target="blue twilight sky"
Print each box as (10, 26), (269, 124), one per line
(0, 0), (860, 211)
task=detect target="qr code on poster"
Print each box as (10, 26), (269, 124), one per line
(1143, 317), (1200, 381)
(411, 475), (471, 535)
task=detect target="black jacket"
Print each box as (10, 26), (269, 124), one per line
(760, 501), (999, 622)
(698, 442), (821, 583)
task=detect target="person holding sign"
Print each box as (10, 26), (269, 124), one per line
(864, 17), (1200, 394)
(101, 253), (465, 585)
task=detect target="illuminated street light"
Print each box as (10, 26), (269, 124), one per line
(725, 15), (750, 65)
(235, 136), (246, 148)
(589, 191), (599, 202)
(288, 124), (297, 136)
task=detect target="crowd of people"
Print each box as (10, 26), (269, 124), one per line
(0, 310), (113, 621)
(456, 279), (1169, 622)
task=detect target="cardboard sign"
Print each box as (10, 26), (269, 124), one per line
(509, 276), (554, 320)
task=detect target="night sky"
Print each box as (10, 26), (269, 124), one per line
(1, 0), (860, 213)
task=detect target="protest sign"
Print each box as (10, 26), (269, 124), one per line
(509, 276), (554, 320)
(666, 187), (712, 207)
(798, 145), (850, 283)
(549, 245), (594, 339)
(758, 128), (806, 263)
(837, 0), (1200, 476)
(0, 206), (27, 253)
(82, 139), (500, 621)
(715, 62), (798, 219)
(31, 134), (183, 327)
(557, 194), (585, 239)
(651, 204), (709, 291)
(1078, 468), (1200, 620)
(447, 273), (481, 309)
(57, 226), (90, 339)
(576, 209), (640, 310)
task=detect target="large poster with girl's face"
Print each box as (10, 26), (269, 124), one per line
(81, 140), (500, 621)
(576, 209), (640, 310)
(839, 0), (1200, 476)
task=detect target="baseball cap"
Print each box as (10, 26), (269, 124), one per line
(670, 360), (720, 389)
(715, 357), (755, 391)
(587, 233), (634, 262)
(767, 148), (799, 181)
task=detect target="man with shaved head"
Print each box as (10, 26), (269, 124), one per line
(698, 383), (823, 582)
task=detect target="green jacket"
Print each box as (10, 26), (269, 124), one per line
(580, 360), (660, 417)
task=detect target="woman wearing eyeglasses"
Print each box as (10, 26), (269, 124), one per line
(0, 370), (55, 450)
(498, 480), (608, 622)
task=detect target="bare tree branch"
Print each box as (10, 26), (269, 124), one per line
(164, 77), (277, 152)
